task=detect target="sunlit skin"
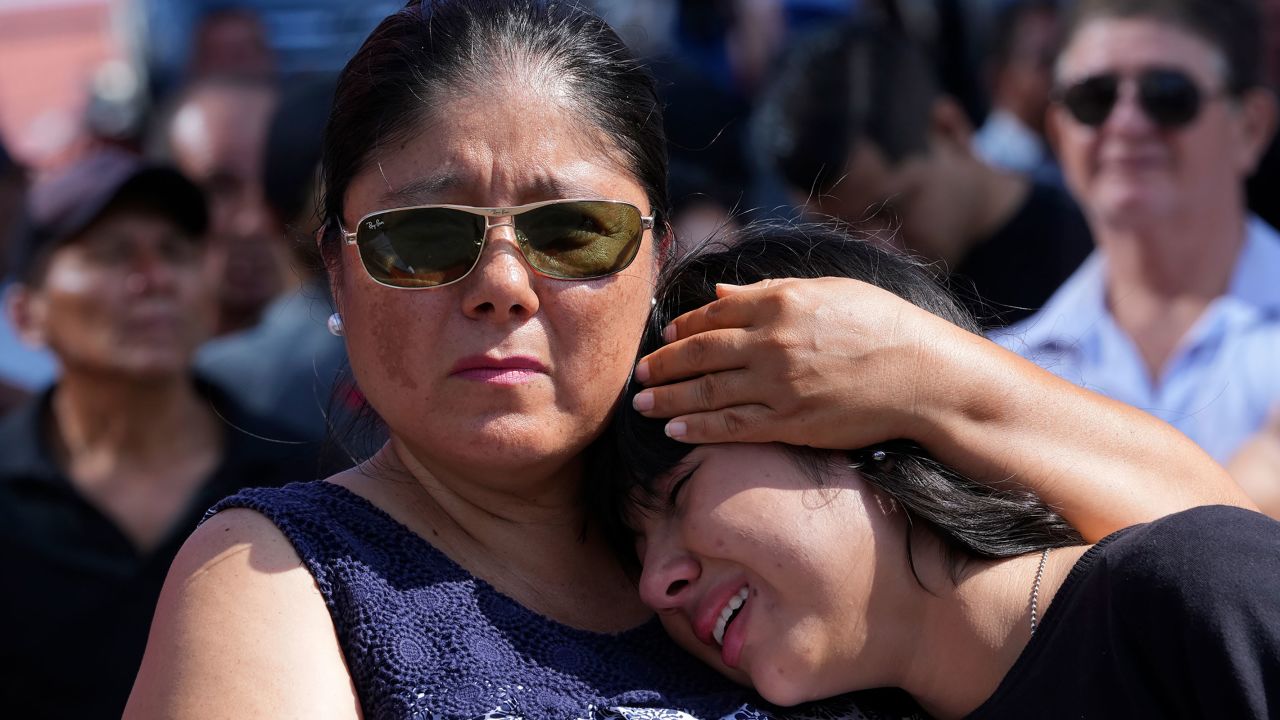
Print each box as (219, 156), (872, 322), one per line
(632, 443), (1089, 716)
(119, 10), (1258, 716)
(20, 210), (215, 378)
(634, 444), (901, 705)
(335, 81), (660, 504)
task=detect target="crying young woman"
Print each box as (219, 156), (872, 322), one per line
(598, 221), (1280, 720)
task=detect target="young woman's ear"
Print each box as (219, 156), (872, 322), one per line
(7, 283), (49, 349)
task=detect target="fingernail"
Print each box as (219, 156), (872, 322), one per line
(633, 391), (654, 412)
(665, 421), (687, 439)
(663, 324), (677, 343)
(634, 361), (650, 383)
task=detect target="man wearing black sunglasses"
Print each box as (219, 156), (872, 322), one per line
(995, 0), (1280, 514)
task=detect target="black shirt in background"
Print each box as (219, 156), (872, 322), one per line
(952, 181), (1094, 329)
(0, 378), (319, 720)
(969, 505), (1280, 719)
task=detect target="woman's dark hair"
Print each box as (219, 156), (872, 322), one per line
(318, 0), (670, 266)
(1063, 0), (1263, 94)
(315, 0), (670, 462)
(592, 220), (1082, 580)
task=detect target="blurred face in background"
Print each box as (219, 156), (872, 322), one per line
(169, 82), (280, 331)
(14, 206), (215, 379)
(994, 6), (1060, 135)
(188, 9), (276, 81)
(817, 98), (980, 265)
(1050, 17), (1270, 233)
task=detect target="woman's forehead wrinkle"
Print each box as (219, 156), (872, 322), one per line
(377, 173), (463, 207)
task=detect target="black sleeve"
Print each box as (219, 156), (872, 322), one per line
(1107, 506), (1280, 718)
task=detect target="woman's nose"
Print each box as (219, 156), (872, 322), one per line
(460, 225), (540, 322)
(637, 542), (701, 612)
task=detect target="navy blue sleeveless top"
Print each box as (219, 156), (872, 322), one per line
(207, 482), (892, 720)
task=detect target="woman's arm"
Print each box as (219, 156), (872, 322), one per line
(125, 509), (361, 719)
(632, 278), (1252, 542)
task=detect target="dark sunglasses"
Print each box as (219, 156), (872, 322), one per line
(1054, 68), (1220, 129)
(340, 198), (654, 289)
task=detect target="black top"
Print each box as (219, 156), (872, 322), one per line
(0, 379), (318, 720)
(969, 505), (1280, 719)
(952, 181), (1093, 328)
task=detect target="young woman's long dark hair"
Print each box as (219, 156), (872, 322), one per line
(592, 221), (1082, 578)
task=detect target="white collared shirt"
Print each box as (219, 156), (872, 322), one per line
(992, 216), (1280, 462)
(973, 109), (1048, 175)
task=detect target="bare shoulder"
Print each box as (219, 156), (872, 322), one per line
(125, 508), (362, 719)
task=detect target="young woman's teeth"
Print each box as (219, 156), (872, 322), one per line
(712, 586), (749, 646)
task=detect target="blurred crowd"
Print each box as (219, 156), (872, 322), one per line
(1, 0), (1279, 717)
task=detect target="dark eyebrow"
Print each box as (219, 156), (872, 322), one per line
(377, 174), (607, 208)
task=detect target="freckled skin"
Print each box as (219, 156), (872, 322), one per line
(369, 291), (420, 392)
(336, 84), (659, 480)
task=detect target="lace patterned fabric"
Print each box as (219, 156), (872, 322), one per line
(206, 482), (913, 720)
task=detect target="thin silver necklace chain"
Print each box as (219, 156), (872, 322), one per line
(1029, 548), (1051, 636)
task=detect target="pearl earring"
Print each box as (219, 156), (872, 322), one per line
(327, 312), (345, 337)
(651, 297), (657, 307)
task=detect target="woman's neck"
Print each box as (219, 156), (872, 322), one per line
(897, 542), (1089, 719)
(334, 440), (652, 633)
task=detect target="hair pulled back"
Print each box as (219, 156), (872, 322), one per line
(593, 221), (1082, 576)
(319, 0), (670, 263)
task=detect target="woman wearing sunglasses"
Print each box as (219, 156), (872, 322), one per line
(126, 1), (1247, 718)
(994, 0), (1280, 509)
(604, 221), (1280, 719)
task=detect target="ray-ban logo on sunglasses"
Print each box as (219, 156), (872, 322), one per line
(366, 218), (386, 230)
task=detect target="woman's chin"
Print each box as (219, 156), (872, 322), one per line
(406, 413), (600, 471)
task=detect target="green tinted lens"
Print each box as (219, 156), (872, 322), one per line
(355, 207), (485, 288)
(515, 201), (643, 279)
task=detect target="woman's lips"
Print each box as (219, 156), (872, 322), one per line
(450, 355), (548, 384)
(720, 589), (751, 669)
(694, 580), (749, 646)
